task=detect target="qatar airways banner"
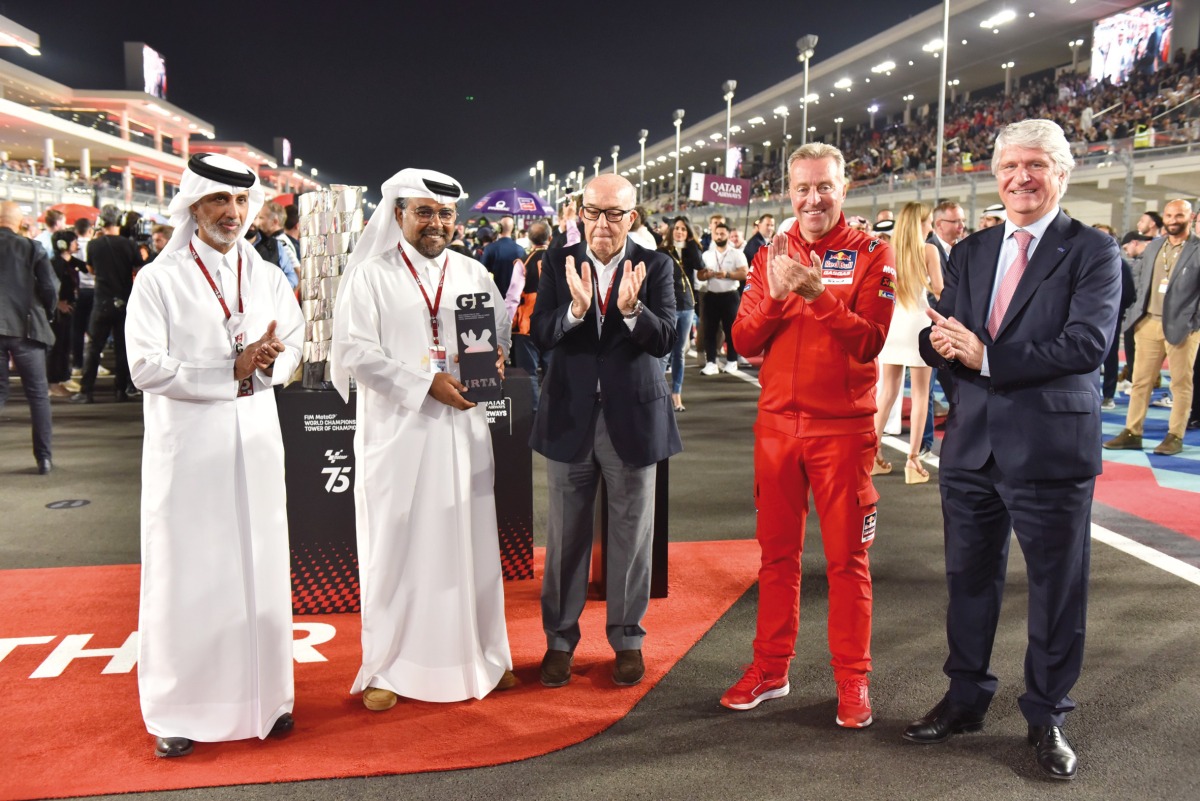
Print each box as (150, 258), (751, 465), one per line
(689, 173), (751, 206)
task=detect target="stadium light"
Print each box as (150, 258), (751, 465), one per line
(796, 35), (818, 146)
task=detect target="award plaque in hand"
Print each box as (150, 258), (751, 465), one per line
(455, 294), (504, 403)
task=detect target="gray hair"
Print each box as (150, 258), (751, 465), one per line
(786, 142), (847, 183)
(992, 119), (1074, 192)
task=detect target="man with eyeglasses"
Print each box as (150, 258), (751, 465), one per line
(331, 168), (515, 713)
(530, 174), (681, 689)
(726, 143), (895, 730)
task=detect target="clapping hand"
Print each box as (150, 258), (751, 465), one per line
(234, 321), (286, 380)
(565, 255), (593, 319)
(617, 260), (647, 315)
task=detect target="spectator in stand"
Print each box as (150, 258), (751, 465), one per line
(70, 206), (144, 404)
(0, 201), (57, 474)
(35, 208), (65, 257)
(47, 231), (81, 397)
(660, 216), (701, 411)
(697, 222), (748, 376)
(872, 202), (942, 482)
(481, 216), (525, 299)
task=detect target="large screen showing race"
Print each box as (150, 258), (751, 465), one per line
(1091, 1), (1172, 87)
(124, 41), (168, 99)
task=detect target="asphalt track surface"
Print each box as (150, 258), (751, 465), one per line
(3, 362), (1199, 801)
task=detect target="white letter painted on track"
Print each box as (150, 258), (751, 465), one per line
(0, 636), (56, 664)
(292, 622), (336, 663)
(29, 632), (139, 678)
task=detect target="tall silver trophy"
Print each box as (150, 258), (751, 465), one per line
(296, 185), (364, 389)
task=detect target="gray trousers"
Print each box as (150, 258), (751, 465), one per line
(542, 406), (656, 652)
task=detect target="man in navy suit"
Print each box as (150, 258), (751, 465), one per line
(904, 120), (1121, 782)
(530, 174), (681, 689)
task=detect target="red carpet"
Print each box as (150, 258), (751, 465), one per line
(0, 541), (760, 801)
(1096, 460), (1200, 541)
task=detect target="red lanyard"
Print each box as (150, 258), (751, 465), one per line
(399, 246), (449, 345)
(189, 242), (242, 320)
(593, 264), (619, 321)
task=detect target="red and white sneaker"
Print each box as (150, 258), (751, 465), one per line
(720, 664), (790, 710)
(836, 675), (873, 728)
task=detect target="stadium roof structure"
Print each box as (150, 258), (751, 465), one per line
(619, 0), (1143, 181)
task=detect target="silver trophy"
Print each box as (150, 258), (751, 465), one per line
(297, 184), (365, 389)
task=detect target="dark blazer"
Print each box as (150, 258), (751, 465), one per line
(0, 228), (57, 347)
(919, 211), (1121, 481)
(529, 237), (682, 468)
(1128, 233), (1200, 344)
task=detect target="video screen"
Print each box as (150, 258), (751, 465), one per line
(142, 44), (168, 99)
(1091, 1), (1172, 87)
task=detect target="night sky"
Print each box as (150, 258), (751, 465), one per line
(5, 1), (934, 203)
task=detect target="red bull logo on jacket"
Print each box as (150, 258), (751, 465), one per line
(821, 249), (857, 285)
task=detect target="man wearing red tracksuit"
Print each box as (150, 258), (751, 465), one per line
(723, 142), (895, 728)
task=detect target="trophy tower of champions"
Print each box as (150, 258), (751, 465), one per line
(296, 185), (365, 389)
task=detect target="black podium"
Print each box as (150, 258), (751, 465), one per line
(277, 372), (535, 614)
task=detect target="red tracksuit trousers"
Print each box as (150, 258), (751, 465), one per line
(752, 426), (877, 681)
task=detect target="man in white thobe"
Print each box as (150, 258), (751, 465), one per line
(331, 168), (514, 712)
(126, 153), (304, 758)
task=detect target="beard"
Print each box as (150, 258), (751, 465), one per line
(198, 217), (239, 248)
(412, 224), (450, 259)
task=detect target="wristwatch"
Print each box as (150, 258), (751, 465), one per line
(622, 300), (644, 319)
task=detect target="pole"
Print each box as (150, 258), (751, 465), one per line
(801, 58), (809, 147)
(934, 0), (949, 201)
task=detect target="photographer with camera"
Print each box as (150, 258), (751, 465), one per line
(69, 206), (144, 404)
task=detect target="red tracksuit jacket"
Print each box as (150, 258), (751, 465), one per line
(733, 216), (896, 437)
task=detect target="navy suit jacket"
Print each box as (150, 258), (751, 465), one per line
(918, 211), (1121, 481)
(529, 238), (682, 468)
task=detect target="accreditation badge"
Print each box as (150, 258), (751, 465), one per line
(429, 345), (448, 373)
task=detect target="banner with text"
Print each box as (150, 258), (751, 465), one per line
(689, 173), (752, 207)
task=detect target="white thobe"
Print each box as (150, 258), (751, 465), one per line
(126, 235), (304, 741)
(334, 240), (513, 702)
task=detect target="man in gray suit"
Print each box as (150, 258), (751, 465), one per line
(0, 201), (58, 474)
(1105, 198), (1200, 455)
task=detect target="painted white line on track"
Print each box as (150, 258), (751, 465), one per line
(1091, 523), (1200, 587)
(731, 370), (1199, 586)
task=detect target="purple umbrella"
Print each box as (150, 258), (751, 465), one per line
(470, 188), (554, 217)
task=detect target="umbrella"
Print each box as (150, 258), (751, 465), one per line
(44, 203), (100, 225)
(470, 188), (553, 217)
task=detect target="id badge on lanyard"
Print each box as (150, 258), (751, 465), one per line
(233, 331), (255, 397)
(400, 247), (450, 374)
(192, 242), (255, 397)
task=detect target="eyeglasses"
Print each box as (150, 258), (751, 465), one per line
(580, 205), (632, 223)
(936, 217), (965, 227)
(407, 206), (457, 224)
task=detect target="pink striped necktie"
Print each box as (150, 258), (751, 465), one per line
(987, 229), (1034, 338)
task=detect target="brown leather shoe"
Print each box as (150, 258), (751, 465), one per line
(362, 687), (398, 711)
(495, 669), (519, 691)
(612, 649), (645, 686)
(1154, 433), (1184, 455)
(540, 649), (573, 687)
(1103, 429), (1143, 450)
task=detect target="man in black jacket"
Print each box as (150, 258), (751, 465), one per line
(70, 207), (144, 403)
(0, 201), (58, 473)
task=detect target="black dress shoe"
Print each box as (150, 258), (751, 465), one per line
(1188, 417), (1200, 431)
(1029, 725), (1077, 781)
(612, 649), (645, 686)
(125, 388), (143, 400)
(270, 712), (294, 735)
(68, 392), (94, 404)
(154, 736), (194, 758)
(902, 695), (986, 744)
(540, 649), (574, 687)
(37, 458), (52, 475)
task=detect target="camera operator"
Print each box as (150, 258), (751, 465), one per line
(69, 206), (144, 404)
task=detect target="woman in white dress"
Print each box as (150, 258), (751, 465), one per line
(872, 202), (944, 483)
